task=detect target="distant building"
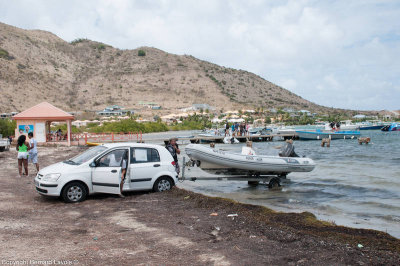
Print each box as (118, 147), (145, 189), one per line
(97, 105), (133, 116)
(269, 108), (277, 114)
(223, 110), (239, 115)
(298, 110), (312, 116)
(192, 104), (215, 111)
(353, 114), (366, 119)
(244, 109), (255, 113)
(0, 112), (18, 119)
(138, 101), (160, 109)
(179, 104), (215, 112)
(283, 108), (295, 113)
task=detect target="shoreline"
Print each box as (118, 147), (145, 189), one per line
(0, 146), (399, 264)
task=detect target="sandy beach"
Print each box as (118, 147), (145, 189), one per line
(0, 146), (399, 265)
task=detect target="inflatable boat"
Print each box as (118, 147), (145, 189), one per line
(185, 144), (315, 176)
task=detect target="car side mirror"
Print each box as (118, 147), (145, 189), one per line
(89, 161), (97, 167)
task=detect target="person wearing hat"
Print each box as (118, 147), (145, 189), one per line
(166, 138), (180, 174)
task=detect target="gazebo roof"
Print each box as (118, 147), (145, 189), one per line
(13, 102), (74, 120)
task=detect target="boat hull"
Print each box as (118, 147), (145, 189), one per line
(359, 125), (384, 130)
(296, 130), (360, 140)
(185, 144), (315, 175)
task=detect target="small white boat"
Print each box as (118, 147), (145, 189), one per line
(325, 120), (359, 131)
(223, 136), (239, 144)
(277, 126), (296, 135)
(185, 144), (315, 176)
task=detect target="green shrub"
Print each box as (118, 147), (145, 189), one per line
(89, 119), (168, 133)
(138, 50), (146, 56)
(0, 119), (17, 136)
(70, 38), (88, 45)
(0, 48), (14, 60)
(168, 119), (211, 131)
(97, 44), (106, 50)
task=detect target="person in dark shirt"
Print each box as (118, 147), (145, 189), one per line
(166, 138), (180, 174)
(225, 123), (230, 137)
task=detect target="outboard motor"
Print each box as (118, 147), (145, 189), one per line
(279, 142), (299, 157)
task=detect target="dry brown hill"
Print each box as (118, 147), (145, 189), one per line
(0, 22), (336, 115)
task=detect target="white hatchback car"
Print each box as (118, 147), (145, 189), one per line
(34, 143), (178, 203)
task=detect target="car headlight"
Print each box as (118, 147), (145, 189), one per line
(43, 173), (61, 182)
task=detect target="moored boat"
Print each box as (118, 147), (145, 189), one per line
(358, 121), (384, 130)
(381, 123), (400, 131)
(296, 130), (360, 140)
(248, 127), (272, 135)
(325, 120), (359, 131)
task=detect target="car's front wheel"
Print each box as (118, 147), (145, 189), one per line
(153, 177), (174, 192)
(61, 182), (87, 203)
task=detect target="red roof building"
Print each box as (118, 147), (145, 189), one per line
(13, 102), (75, 146)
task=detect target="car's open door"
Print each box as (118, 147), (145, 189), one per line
(91, 148), (128, 195)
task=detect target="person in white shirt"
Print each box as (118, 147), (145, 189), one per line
(28, 132), (39, 173)
(242, 141), (256, 156)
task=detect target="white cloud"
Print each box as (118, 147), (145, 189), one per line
(0, 0), (399, 110)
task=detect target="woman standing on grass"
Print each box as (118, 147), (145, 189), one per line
(16, 135), (30, 177)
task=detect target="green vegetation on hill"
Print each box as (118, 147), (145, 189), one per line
(91, 119), (167, 133)
(138, 49), (146, 56)
(168, 120), (211, 131)
(168, 114), (212, 131)
(70, 38), (89, 45)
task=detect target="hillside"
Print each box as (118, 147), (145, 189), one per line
(0, 22), (335, 115)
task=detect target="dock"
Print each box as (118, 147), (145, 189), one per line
(162, 133), (298, 145)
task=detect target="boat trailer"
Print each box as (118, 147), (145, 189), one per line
(179, 157), (287, 189)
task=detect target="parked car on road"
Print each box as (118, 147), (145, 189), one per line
(34, 143), (178, 203)
(0, 134), (11, 152)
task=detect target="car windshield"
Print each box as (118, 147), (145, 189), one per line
(65, 146), (108, 165)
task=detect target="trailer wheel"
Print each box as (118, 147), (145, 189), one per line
(268, 178), (280, 189)
(248, 181), (259, 186)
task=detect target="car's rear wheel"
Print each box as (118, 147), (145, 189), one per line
(153, 177), (173, 192)
(61, 182), (87, 203)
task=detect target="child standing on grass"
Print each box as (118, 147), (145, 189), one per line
(28, 132), (39, 174)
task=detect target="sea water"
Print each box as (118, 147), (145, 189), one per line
(171, 130), (400, 238)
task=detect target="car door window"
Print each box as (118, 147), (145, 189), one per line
(130, 148), (160, 164)
(98, 149), (127, 167)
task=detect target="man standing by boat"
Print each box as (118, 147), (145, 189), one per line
(166, 138), (180, 174)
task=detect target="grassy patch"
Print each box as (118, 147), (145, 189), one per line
(0, 48), (14, 60)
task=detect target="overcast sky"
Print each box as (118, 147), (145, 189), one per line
(1, 0), (399, 110)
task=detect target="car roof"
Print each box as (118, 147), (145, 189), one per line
(101, 142), (165, 149)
